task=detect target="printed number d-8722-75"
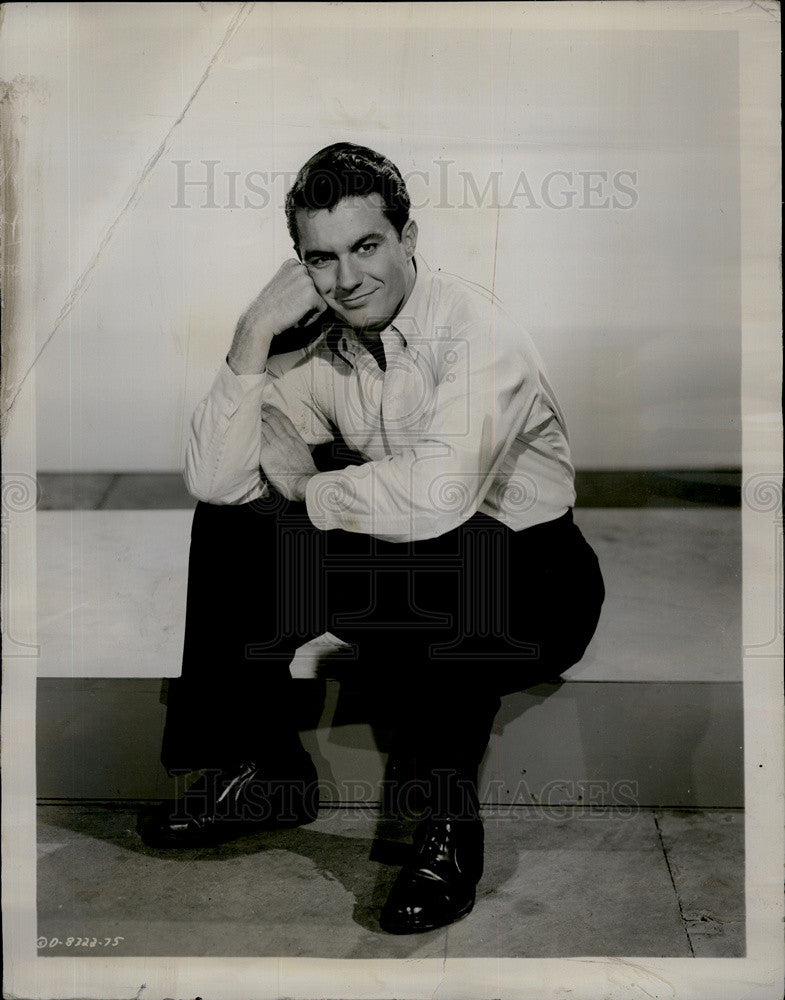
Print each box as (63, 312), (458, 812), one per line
(37, 936), (125, 948)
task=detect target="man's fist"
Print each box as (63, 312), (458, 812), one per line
(247, 259), (328, 335)
(227, 260), (328, 375)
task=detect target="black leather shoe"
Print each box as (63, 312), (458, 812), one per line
(379, 816), (484, 933)
(137, 756), (319, 848)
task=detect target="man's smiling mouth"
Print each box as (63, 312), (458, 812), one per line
(340, 290), (374, 307)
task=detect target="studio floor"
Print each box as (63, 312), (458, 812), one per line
(37, 803), (744, 959)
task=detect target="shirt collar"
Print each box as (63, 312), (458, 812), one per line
(325, 257), (433, 367)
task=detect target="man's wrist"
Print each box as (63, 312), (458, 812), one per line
(227, 320), (276, 375)
(260, 470), (314, 504)
(226, 343), (272, 376)
(226, 353), (262, 376)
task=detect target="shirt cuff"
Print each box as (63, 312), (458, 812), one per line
(211, 359), (268, 416)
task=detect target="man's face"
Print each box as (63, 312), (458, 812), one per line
(296, 193), (417, 335)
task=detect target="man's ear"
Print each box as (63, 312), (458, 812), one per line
(401, 218), (418, 258)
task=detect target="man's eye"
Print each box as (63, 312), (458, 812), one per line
(308, 256), (331, 268)
(357, 242), (378, 256)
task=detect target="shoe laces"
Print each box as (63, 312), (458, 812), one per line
(413, 819), (461, 874)
(414, 816), (484, 876)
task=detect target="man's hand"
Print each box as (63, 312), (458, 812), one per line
(228, 260), (328, 376)
(259, 405), (319, 502)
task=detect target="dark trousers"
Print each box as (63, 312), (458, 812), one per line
(161, 491), (604, 803)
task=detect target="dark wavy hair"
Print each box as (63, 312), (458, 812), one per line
(285, 142), (410, 250)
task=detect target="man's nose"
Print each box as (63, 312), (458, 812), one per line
(336, 257), (363, 293)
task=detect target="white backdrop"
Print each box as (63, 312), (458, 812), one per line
(7, 3), (740, 471)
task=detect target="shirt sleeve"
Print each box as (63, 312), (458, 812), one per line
(184, 354), (334, 504)
(183, 361), (269, 504)
(305, 306), (539, 541)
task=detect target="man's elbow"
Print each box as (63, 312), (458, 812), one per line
(183, 467), (216, 504)
(183, 463), (264, 505)
(182, 462), (231, 505)
(408, 502), (479, 541)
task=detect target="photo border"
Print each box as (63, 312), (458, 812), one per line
(2, 2), (782, 997)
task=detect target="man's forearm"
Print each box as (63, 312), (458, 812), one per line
(226, 313), (276, 375)
(258, 405), (320, 503)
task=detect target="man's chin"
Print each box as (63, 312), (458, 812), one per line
(335, 307), (390, 335)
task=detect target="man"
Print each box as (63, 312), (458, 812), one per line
(138, 142), (605, 935)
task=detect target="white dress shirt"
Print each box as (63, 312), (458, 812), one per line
(184, 260), (576, 542)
